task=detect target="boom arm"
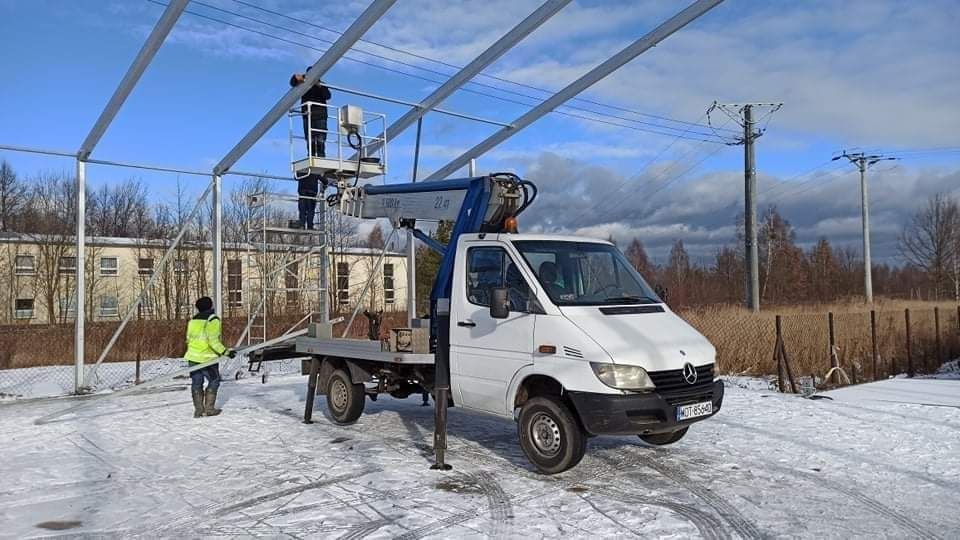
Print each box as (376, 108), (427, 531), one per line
(334, 174), (537, 344)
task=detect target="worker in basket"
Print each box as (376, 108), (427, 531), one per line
(185, 296), (236, 418)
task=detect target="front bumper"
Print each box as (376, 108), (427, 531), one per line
(567, 379), (724, 436)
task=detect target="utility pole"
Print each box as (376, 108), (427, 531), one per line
(832, 151), (898, 304)
(708, 101), (782, 312)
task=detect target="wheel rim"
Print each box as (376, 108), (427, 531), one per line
(331, 379), (348, 412)
(529, 412), (562, 457)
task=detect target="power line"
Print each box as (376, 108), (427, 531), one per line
(155, 0), (732, 142)
(566, 115), (733, 228)
(758, 159), (837, 199)
(226, 0), (739, 136)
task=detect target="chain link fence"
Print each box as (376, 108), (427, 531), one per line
(682, 304), (960, 389)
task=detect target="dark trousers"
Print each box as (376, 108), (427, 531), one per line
(190, 364), (221, 393)
(298, 195), (318, 229)
(302, 113), (327, 157)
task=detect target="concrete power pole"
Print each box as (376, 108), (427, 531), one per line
(709, 102), (782, 312)
(743, 106), (759, 312)
(833, 151), (898, 304)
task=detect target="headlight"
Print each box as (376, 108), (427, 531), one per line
(590, 362), (655, 391)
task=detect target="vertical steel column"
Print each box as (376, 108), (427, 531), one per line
(431, 297), (452, 471)
(744, 105), (760, 312)
(469, 158), (477, 176)
(319, 205), (330, 324)
(74, 159), (86, 393)
(859, 159), (873, 303)
(407, 117), (423, 325)
(212, 174), (223, 314)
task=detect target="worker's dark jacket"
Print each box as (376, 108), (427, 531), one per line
(298, 176), (319, 197)
(301, 83), (331, 120)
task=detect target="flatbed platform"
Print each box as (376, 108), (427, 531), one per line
(295, 336), (435, 365)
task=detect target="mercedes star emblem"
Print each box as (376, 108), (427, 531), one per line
(682, 362), (698, 385)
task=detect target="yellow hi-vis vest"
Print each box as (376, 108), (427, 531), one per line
(184, 313), (228, 364)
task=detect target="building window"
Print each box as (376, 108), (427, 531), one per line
(100, 295), (119, 317)
(138, 258), (154, 276)
(59, 256), (77, 275)
(14, 298), (34, 319)
(336, 262), (350, 304)
(174, 258), (188, 274)
(100, 257), (119, 276)
(59, 296), (76, 317)
(227, 259), (243, 307)
(383, 263), (395, 305)
(15, 255), (35, 275)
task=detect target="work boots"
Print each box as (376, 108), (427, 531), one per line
(204, 388), (222, 417)
(191, 390), (205, 418)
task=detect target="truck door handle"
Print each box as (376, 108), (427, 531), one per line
(457, 320), (476, 328)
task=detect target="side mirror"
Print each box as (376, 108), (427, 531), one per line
(489, 287), (510, 319)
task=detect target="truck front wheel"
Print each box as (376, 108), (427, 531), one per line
(518, 396), (587, 474)
(326, 369), (365, 424)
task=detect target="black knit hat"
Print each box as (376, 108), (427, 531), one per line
(195, 296), (213, 312)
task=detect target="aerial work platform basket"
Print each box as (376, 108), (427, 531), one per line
(289, 102), (387, 181)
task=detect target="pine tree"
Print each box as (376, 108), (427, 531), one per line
(415, 221), (453, 315)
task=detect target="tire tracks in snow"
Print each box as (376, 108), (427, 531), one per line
(752, 459), (941, 540)
(455, 439), (731, 539)
(590, 485), (730, 540)
(647, 445), (941, 540)
(589, 450), (761, 540)
(640, 456), (763, 540)
(394, 471), (513, 540)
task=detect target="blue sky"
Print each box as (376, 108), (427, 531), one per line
(1, 0), (958, 262)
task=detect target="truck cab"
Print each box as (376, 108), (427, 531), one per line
(448, 232), (723, 472)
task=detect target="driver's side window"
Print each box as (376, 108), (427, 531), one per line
(466, 247), (531, 312)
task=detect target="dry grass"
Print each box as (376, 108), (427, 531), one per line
(3, 302), (958, 384)
(679, 300), (960, 379)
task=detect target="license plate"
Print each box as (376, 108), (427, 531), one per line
(676, 401), (712, 421)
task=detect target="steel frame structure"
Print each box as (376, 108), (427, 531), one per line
(0, 0), (720, 394)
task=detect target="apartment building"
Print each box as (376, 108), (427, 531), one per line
(0, 233), (407, 324)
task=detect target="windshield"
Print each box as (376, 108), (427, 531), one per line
(513, 241), (662, 306)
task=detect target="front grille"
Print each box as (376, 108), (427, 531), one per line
(648, 363), (715, 405)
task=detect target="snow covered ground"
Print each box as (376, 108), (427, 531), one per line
(1, 374), (958, 539)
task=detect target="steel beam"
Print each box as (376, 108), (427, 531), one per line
(212, 174), (223, 314)
(214, 0), (396, 176)
(74, 159), (86, 393)
(78, 0), (188, 160)
(364, 0), (569, 157)
(425, 0), (724, 180)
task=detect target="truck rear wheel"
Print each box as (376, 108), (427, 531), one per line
(639, 427), (688, 446)
(518, 396), (587, 474)
(326, 369), (364, 424)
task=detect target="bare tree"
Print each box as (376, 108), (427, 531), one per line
(900, 193), (959, 299)
(0, 160), (25, 232)
(87, 179), (150, 237)
(28, 173), (76, 323)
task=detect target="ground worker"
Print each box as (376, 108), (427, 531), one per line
(185, 296), (236, 418)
